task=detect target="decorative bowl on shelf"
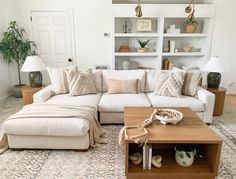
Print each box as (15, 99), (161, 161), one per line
(183, 47), (193, 52)
(155, 109), (183, 125)
(137, 48), (149, 53)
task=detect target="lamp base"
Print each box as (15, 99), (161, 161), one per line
(207, 72), (221, 89)
(29, 71), (43, 88)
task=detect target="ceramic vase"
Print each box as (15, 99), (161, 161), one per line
(175, 147), (196, 167)
(122, 60), (130, 70)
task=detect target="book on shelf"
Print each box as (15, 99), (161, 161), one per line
(143, 144), (152, 170)
(148, 144), (152, 170)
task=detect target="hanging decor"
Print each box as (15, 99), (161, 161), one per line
(135, 0), (143, 17)
(184, 0), (198, 33)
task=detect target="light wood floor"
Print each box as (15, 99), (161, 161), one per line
(225, 95), (236, 108)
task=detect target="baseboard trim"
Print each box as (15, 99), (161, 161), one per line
(0, 94), (12, 102)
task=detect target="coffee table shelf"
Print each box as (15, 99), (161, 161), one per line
(124, 107), (222, 179)
(128, 146), (214, 176)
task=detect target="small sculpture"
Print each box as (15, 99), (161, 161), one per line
(129, 152), (143, 165)
(152, 155), (162, 168)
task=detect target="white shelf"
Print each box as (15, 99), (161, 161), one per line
(162, 52), (207, 57)
(163, 33), (209, 37)
(115, 52), (158, 57)
(115, 33), (160, 37)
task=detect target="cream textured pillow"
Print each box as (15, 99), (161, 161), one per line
(182, 69), (201, 97)
(174, 67), (202, 97)
(107, 79), (140, 94)
(154, 70), (185, 97)
(65, 67), (97, 96)
(47, 67), (69, 94)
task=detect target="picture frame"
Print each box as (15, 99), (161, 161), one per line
(136, 19), (152, 32)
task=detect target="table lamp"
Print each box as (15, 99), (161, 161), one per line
(21, 55), (46, 88)
(203, 56), (229, 89)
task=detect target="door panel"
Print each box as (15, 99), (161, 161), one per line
(31, 11), (74, 67)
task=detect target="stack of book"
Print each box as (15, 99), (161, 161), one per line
(143, 144), (152, 169)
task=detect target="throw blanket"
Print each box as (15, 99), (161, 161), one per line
(0, 104), (105, 154)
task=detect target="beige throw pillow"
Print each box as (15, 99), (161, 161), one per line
(182, 69), (201, 97)
(47, 67), (69, 94)
(65, 67), (97, 96)
(174, 67), (202, 97)
(154, 70), (185, 98)
(107, 79), (140, 94)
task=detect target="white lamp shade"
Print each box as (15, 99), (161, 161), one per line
(21, 55), (46, 72)
(202, 56), (229, 73)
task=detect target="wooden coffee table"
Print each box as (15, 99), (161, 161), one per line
(124, 107), (222, 179)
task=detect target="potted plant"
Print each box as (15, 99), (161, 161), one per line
(184, 16), (198, 33)
(0, 21), (35, 97)
(184, 1), (198, 33)
(174, 144), (197, 167)
(137, 39), (150, 53)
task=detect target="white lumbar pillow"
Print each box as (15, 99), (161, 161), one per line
(47, 67), (69, 94)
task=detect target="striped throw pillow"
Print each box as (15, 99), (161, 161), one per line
(65, 67), (97, 96)
(154, 70), (185, 97)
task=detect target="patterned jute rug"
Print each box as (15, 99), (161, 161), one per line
(0, 98), (236, 179)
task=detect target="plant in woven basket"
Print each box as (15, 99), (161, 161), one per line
(184, 0), (198, 33)
(174, 144), (197, 167)
(0, 21), (36, 97)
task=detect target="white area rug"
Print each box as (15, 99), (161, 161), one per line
(0, 97), (236, 179)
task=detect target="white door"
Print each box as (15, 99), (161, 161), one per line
(30, 11), (75, 67)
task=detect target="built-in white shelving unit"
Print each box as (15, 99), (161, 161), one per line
(112, 4), (216, 70)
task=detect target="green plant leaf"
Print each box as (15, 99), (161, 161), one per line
(186, 152), (191, 158)
(178, 153), (184, 159)
(0, 21), (36, 85)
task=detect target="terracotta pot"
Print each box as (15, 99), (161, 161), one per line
(137, 48), (149, 53)
(119, 46), (131, 52)
(185, 24), (196, 33)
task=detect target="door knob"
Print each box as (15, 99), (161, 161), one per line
(68, 58), (72, 62)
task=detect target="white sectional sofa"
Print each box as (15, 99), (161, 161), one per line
(34, 69), (215, 124)
(3, 69), (215, 151)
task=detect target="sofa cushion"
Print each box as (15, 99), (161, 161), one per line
(45, 93), (102, 110)
(145, 70), (160, 93)
(99, 93), (151, 112)
(102, 70), (146, 92)
(93, 70), (103, 92)
(3, 117), (89, 137)
(147, 93), (204, 112)
(47, 66), (70, 94)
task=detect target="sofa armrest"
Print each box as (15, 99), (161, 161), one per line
(197, 87), (215, 123)
(33, 85), (53, 103)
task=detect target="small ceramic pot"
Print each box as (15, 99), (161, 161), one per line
(137, 48), (149, 53)
(175, 147), (196, 167)
(119, 46), (131, 52)
(185, 24), (196, 33)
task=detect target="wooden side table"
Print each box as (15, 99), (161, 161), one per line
(22, 85), (45, 105)
(206, 87), (226, 116)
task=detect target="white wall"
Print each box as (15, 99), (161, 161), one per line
(209, 0), (236, 93)
(0, 0), (16, 99)
(2, 0), (236, 93)
(9, 0), (113, 85)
